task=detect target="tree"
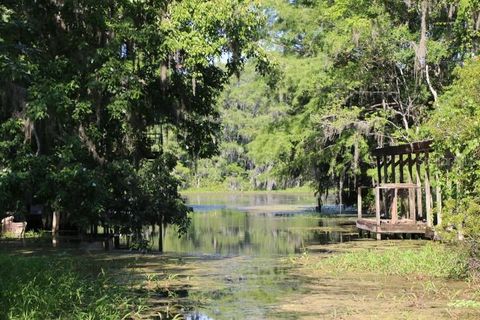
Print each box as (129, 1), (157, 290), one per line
(426, 58), (480, 241)
(176, 0), (479, 199)
(244, 0), (479, 205)
(0, 0), (268, 248)
(139, 154), (191, 252)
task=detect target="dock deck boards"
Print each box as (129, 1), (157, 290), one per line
(356, 218), (428, 234)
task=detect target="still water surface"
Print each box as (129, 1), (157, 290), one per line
(160, 192), (357, 255)
(149, 193), (359, 319)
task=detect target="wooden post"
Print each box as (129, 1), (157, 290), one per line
(357, 187), (362, 219)
(408, 153), (416, 221)
(399, 154), (405, 218)
(375, 186), (381, 226)
(52, 211), (60, 247)
(424, 153), (433, 227)
(383, 155), (389, 184)
(391, 188), (398, 224)
(424, 175), (432, 227)
(376, 156), (382, 186)
(435, 173), (442, 226)
(376, 156), (383, 218)
(415, 153), (423, 219)
(376, 185), (381, 242)
(383, 155), (388, 216)
(399, 154), (404, 183)
(392, 155), (396, 183)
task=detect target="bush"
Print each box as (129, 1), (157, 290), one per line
(426, 58), (480, 242)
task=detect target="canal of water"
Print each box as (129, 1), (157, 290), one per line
(142, 192), (360, 319)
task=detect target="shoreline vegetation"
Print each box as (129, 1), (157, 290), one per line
(292, 241), (471, 279)
(283, 241), (480, 318)
(0, 251), (146, 320)
(180, 186), (315, 194)
(2, 240), (480, 319)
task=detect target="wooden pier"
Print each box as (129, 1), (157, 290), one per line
(357, 141), (441, 239)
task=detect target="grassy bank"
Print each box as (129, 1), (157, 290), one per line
(0, 252), (146, 320)
(293, 242), (471, 279)
(281, 241), (480, 318)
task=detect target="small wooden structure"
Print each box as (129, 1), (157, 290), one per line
(1, 216), (27, 238)
(357, 140), (441, 239)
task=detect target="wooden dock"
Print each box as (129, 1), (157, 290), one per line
(357, 141), (440, 240)
(356, 218), (428, 235)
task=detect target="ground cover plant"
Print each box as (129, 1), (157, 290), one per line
(0, 252), (146, 320)
(286, 241), (480, 318)
(308, 243), (470, 279)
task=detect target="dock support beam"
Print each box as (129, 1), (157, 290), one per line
(436, 173), (442, 226)
(415, 153), (423, 220)
(408, 153), (416, 221)
(391, 188), (398, 224)
(375, 186), (381, 228)
(357, 187), (362, 219)
(52, 211), (60, 247)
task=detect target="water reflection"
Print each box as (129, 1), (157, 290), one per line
(158, 209), (357, 255)
(147, 193), (359, 319)
(185, 192), (316, 208)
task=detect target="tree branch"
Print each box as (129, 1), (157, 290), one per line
(78, 124), (106, 165)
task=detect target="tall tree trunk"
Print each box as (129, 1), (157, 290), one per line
(114, 226), (120, 249)
(339, 178), (344, 214)
(104, 224), (110, 250)
(158, 216), (163, 253)
(316, 196), (322, 213)
(416, 0), (428, 78)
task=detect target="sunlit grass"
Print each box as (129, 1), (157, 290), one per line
(295, 243), (470, 279)
(0, 253), (147, 320)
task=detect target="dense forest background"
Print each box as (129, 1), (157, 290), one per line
(177, 0), (480, 208)
(1, 0), (480, 241)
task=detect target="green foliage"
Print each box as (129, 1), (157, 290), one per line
(138, 155), (192, 234)
(0, 0), (265, 235)
(179, 0), (479, 201)
(1, 230), (47, 240)
(426, 58), (480, 240)
(230, 1), (478, 195)
(179, 62), (292, 191)
(0, 253), (145, 319)
(129, 238), (153, 253)
(1, 0), (480, 241)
